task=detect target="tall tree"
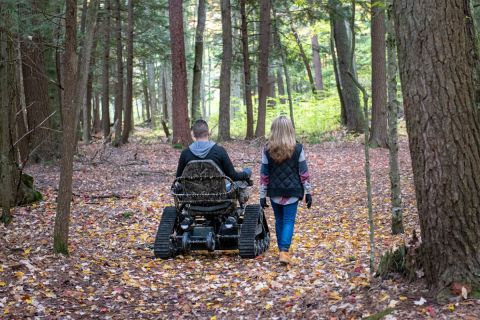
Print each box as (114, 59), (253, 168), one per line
(21, 0), (55, 162)
(386, 0), (403, 235)
(330, 0), (364, 133)
(286, 6), (316, 94)
(0, 25), (15, 225)
(169, 0), (191, 146)
(146, 62), (158, 128)
(112, 0), (123, 146)
(141, 61), (151, 121)
(369, 0), (388, 147)
(122, 0), (134, 143)
(102, 0), (111, 139)
(394, 0), (480, 294)
(239, 0), (254, 139)
(54, 0), (99, 254)
(218, 0), (232, 140)
(191, 0), (206, 123)
(311, 35), (324, 91)
(255, 0), (271, 138)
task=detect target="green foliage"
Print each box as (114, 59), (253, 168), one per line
(209, 88), (341, 143)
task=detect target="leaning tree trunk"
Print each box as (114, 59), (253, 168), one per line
(255, 0), (271, 138)
(191, 0), (206, 123)
(54, 0), (99, 254)
(369, 0), (388, 148)
(146, 62), (158, 128)
(311, 34), (324, 91)
(169, 0), (191, 146)
(286, 7), (315, 95)
(102, 0), (111, 139)
(394, 0), (480, 295)
(218, 0), (232, 141)
(141, 61), (151, 121)
(330, 0), (364, 133)
(386, 0), (403, 235)
(122, 0), (134, 144)
(240, 0), (254, 139)
(112, 0), (123, 146)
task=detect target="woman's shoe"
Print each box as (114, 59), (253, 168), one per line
(279, 251), (290, 264)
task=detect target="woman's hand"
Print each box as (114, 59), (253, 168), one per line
(305, 194), (312, 209)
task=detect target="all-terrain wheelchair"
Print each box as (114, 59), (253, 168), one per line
(154, 160), (270, 259)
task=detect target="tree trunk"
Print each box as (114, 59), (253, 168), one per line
(286, 6), (315, 94)
(218, 0), (232, 141)
(191, 0), (206, 123)
(330, 0), (364, 133)
(141, 61), (151, 122)
(93, 92), (101, 133)
(122, 0), (134, 144)
(311, 34), (324, 91)
(54, 0), (99, 254)
(54, 0), (78, 254)
(169, 0), (191, 146)
(21, 0), (55, 162)
(84, 31), (98, 143)
(240, 0), (254, 139)
(161, 66), (171, 138)
(330, 26), (347, 125)
(112, 0), (123, 146)
(255, 0), (271, 138)
(146, 62), (158, 128)
(102, 0), (111, 139)
(394, 0), (480, 294)
(386, 0), (403, 235)
(369, 0), (388, 148)
(0, 28), (14, 225)
(276, 66), (286, 104)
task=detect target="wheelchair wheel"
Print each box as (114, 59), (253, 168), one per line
(154, 206), (178, 259)
(239, 204), (270, 258)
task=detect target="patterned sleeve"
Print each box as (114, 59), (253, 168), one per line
(259, 148), (269, 198)
(299, 147), (312, 194)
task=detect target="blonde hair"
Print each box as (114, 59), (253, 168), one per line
(267, 116), (296, 163)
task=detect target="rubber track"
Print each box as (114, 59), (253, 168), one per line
(239, 204), (262, 258)
(154, 206), (177, 259)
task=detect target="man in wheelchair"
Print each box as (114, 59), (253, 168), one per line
(153, 119), (268, 259)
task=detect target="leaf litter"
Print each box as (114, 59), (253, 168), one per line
(1, 133), (479, 319)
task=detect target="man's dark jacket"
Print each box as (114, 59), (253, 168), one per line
(176, 141), (249, 181)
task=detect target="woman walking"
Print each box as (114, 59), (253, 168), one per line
(259, 116), (312, 264)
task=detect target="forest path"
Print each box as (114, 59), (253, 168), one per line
(1, 131), (478, 319)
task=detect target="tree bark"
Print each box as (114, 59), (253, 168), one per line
(286, 6), (315, 94)
(122, 0), (134, 144)
(146, 62), (158, 128)
(54, 0), (99, 254)
(54, 0), (78, 254)
(240, 0), (254, 139)
(191, 0), (206, 123)
(255, 0), (271, 138)
(141, 61), (151, 121)
(218, 0), (232, 141)
(112, 0), (123, 146)
(386, 0), (403, 235)
(394, 0), (480, 294)
(84, 29), (98, 143)
(93, 92), (101, 133)
(311, 34), (324, 91)
(330, 0), (364, 133)
(102, 0), (111, 139)
(330, 25), (347, 125)
(0, 28), (14, 225)
(21, 0), (54, 162)
(369, 0), (388, 148)
(169, 0), (191, 146)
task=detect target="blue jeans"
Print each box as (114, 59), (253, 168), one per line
(270, 201), (298, 252)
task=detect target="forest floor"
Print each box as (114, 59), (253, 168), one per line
(1, 128), (480, 319)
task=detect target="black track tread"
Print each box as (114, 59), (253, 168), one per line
(239, 204), (262, 258)
(154, 206), (178, 259)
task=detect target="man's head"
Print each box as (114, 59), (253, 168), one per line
(191, 119), (209, 140)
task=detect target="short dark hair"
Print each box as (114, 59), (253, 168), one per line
(191, 119), (209, 138)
